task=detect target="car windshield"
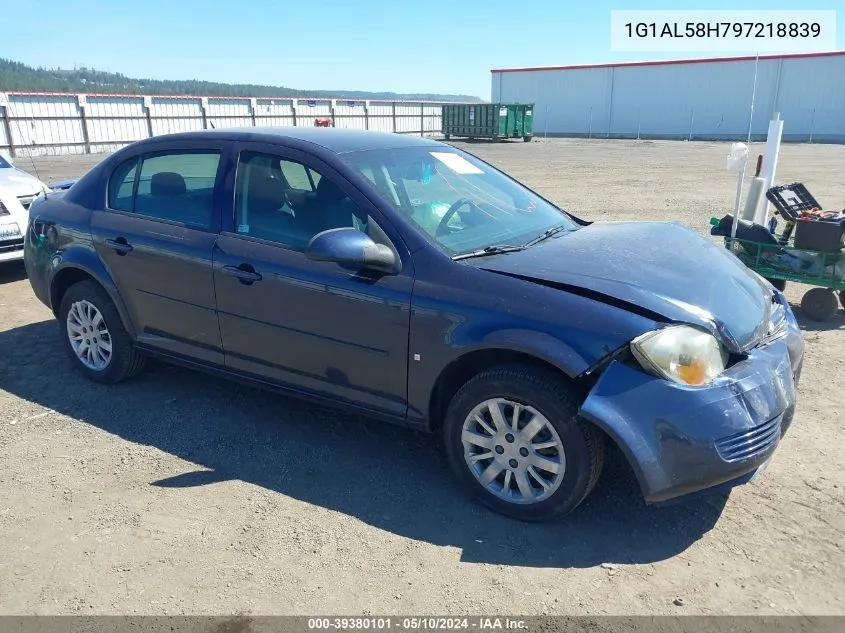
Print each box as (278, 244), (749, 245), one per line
(0, 155), (12, 169)
(339, 146), (579, 255)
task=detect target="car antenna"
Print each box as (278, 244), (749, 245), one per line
(27, 140), (45, 186)
(209, 121), (215, 129)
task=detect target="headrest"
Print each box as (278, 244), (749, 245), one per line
(151, 172), (187, 197)
(248, 174), (287, 212)
(315, 177), (346, 204)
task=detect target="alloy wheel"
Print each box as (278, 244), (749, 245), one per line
(66, 299), (113, 371)
(461, 398), (566, 504)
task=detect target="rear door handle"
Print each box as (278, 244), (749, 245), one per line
(104, 237), (133, 255)
(222, 264), (263, 284)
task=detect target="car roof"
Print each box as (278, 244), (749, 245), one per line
(135, 127), (445, 154)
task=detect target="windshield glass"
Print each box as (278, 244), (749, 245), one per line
(0, 155), (12, 169)
(339, 146), (578, 255)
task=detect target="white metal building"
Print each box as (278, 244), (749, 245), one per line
(491, 51), (845, 142)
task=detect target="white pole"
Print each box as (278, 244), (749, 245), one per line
(755, 112), (784, 226)
(731, 161), (747, 240)
(726, 143), (749, 240)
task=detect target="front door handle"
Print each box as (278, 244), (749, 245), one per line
(222, 264), (263, 284)
(104, 237), (133, 255)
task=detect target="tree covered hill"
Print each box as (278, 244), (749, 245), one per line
(0, 58), (483, 102)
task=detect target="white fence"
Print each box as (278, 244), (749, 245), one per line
(0, 92), (457, 157)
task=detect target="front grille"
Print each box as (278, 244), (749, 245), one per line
(715, 415), (782, 462)
(0, 237), (24, 254)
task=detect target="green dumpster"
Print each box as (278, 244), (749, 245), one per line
(442, 103), (534, 142)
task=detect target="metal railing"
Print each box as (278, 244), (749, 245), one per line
(0, 92), (464, 157)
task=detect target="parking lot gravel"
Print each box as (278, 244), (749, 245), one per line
(0, 138), (843, 616)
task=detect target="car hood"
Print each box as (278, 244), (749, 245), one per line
(470, 221), (773, 352)
(0, 167), (47, 197)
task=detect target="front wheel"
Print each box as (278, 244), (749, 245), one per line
(443, 364), (604, 521)
(58, 280), (146, 383)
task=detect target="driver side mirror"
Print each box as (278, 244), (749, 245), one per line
(305, 227), (400, 274)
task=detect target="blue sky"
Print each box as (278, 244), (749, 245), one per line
(2, 0), (842, 99)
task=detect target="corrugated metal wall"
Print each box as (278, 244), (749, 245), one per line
(0, 93), (462, 157)
(492, 54), (845, 142)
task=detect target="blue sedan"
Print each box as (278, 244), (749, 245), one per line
(23, 128), (804, 521)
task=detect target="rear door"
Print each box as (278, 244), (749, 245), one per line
(90, 143), (227, 364)
(212, 142), (414, 418)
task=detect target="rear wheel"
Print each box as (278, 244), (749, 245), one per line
(800, 288), (838, 322)
(443, 364), (604, 521)
(523, 136), (533, 142)
(58, 280), (146, 383)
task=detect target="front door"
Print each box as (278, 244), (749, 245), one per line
(212, 144), (413, 418)
(90, 146), (226, 364)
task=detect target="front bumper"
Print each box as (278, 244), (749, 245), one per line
(0, 232), (25, 262)
(579, 298), (804, 504)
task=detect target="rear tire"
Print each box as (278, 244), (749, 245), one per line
(839, 290), (845, 311)
(443, 364), (604, 522)
(58, 280), (146, 384)
(523, 136), (533, 142)
(800, 288), (838, 322)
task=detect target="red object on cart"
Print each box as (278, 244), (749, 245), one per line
(314, 117), (332, 127)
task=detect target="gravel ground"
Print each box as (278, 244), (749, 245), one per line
(0, 139), (843, 616)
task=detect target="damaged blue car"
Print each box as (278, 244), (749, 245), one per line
(24, 128), (804, 521)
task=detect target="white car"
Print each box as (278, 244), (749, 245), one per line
(0, 153), (51, 263)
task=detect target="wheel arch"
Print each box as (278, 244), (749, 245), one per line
(50, 261), (136, 338)
(428, 347), (593, 432)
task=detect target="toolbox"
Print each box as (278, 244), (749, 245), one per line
(766, 183), (845, 253)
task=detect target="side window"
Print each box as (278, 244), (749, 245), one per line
(233, 151), (367, 250)
(107, 158), (137, 212)
(133, 151), (221, 229)
(279, 161), (321, 192)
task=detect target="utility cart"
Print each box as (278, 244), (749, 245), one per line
(710, 183), (845, 322)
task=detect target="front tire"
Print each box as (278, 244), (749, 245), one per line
(443, 364), (604, 521)
(58, 280), (146, 384)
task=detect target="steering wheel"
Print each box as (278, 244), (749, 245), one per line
(435, 198), (476, 238)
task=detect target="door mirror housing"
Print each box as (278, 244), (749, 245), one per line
(306, 227), (400, 274)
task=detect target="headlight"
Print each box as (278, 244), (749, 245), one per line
(631, 325), (728, 386)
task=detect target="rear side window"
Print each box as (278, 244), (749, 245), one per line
(107, 158), (137, 212)
(106, 150), (221, 230)
(280, 161), (321, 192)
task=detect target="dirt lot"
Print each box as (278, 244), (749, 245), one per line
(1, 139), (843, 616)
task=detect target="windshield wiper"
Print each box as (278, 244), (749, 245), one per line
(523, 224), (573, 248)
(452, 244), (526, 261)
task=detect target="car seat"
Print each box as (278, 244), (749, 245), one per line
(137, 171), (209, 227)
(302, 177), (366, 237)
(244, 173), (297, 241)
